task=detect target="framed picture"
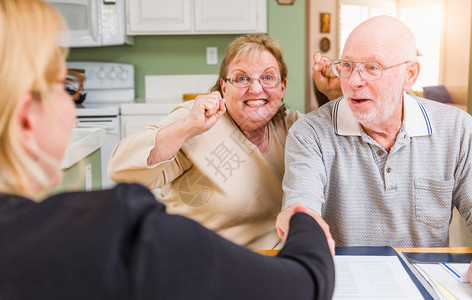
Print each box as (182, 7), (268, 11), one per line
(320, 37), (331, 53)
(320, 13), (331, 33)
(277, 0), (295, 4)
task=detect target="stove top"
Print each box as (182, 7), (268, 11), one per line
(67, 61), (135, 117)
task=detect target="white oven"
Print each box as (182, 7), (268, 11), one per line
(68, 61), (134, 189)
(46, 0), (133, 47)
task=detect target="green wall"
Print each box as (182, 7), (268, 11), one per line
(267, 0), (306, 112)
(68, 0), (306, 112)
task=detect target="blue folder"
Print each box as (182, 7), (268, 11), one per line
(402, 251), (472, 264)
(335, 246), (435, 300)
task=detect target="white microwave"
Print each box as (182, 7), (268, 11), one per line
(47, 0), (133, 47)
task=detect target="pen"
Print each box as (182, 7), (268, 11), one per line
(441, 263), (468, 283)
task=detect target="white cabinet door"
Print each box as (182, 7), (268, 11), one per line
(126, 0), (266, 35)
(121, 115), (168, 138)
(194, 0), (266, 33)
(127, 0), (192, 34)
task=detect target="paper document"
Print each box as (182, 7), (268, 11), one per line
(415, 263), (472, 299)
(440, 263), (469, 283)
(333, 255), (423, 299)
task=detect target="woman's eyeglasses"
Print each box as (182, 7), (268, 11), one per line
(65, 69), (86, 104)
(225, 74), (281, 88)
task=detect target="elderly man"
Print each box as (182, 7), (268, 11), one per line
(279, 14), (472, 261)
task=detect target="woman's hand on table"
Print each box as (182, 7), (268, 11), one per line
(276, 202), (335, 257)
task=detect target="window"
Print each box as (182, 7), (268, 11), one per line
(338, 0), (443, 89)
(399, 1), (443, 89)
(338, 0), (397, 58)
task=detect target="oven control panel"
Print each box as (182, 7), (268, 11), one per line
(67, 61), (134, 90)
(67, 61), (135, 103)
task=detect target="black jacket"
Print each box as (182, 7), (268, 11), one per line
(0, 183), (334, 299)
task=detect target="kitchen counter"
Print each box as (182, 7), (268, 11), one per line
(61, 128), (106, 169)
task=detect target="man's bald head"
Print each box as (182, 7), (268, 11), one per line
(343, 15), (417, 63)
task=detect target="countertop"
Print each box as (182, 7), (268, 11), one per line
(61, 128), (106, 169)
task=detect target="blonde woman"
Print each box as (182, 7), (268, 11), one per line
(0, 1), (334, 298)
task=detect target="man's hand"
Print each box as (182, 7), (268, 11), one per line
(276, 202), (335, 257)
(313, 52), (343, 101)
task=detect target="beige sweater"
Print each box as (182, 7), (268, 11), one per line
(109, 101), (300, 249)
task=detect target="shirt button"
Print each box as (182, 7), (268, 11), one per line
(386, 167), (392, 173)
(377, 150), (384, 156)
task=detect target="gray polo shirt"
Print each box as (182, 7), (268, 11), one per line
(283, 93), (472, 247)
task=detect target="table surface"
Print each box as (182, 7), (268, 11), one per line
(254, 247), (472, 256)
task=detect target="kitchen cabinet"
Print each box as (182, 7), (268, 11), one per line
(120, 102), (179, 137)
(126, 0), (267, 35)
(121, 115), (168, 138)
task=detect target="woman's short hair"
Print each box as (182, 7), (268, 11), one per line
(210, 33), (288, 121)
(0, 0), (67, 196)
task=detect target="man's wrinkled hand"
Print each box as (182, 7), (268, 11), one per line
(313, 52), (342, 101)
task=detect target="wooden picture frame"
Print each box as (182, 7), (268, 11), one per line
(277, 0), (295, 5)
(320, 13), (331, 33)
(320, 37), (331, 53)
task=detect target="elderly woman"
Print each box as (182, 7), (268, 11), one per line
(0, 0), (335, 298)
(109, 34), (301, 250)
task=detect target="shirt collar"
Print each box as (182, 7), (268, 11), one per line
(331, 92), (433, 137)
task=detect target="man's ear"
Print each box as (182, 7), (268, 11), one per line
(403, 61), (420, 92)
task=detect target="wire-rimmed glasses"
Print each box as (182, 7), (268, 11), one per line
(331, 60), (411, 81)
(225, 74), (281, 88)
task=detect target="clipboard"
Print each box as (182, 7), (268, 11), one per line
(336, 246), (436, 300)
(399, 251), (472, 299)
(401, 252), (472, 264)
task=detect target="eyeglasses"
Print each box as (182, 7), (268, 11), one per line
(225, 74), (281, 88)
(65, 69), (86, 103)
(331, 60), (411, 81)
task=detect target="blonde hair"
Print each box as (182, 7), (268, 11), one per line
(210, 33), (288, 121)
(0, 0), (67, 196)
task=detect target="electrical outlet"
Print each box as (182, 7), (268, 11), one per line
(85, 164), (92, 191)
(206, 47), (218, 65)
